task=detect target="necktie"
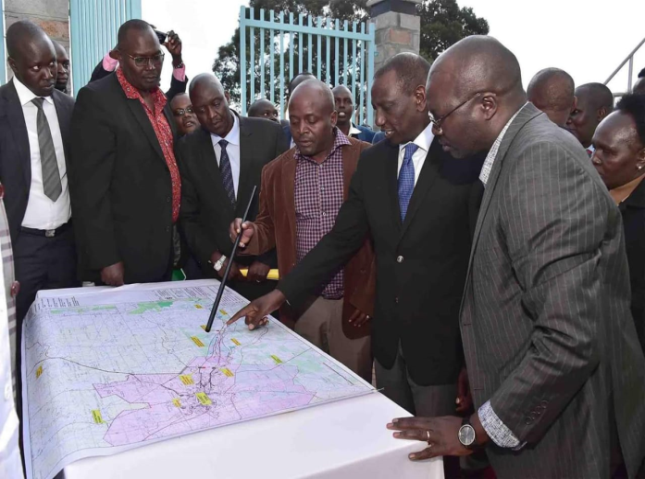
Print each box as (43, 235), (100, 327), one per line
(31, 98), (62, 202)
(218, 139), (236, 207)
(398, 143), (419, 220)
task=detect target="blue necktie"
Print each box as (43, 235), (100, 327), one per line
(218, 139), (236, 207)
(398, 143), (419, 220)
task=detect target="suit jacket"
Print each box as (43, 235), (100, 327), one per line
(89, 62), (187, 102)
(0, 80), (74, 245)
(177, 117), (287, 272)
(620, 177), (645, 351)
(244, 138), (376, 339)
(70, 73), (179, 283)
(461, 103), (645, 478)
(352, 125), (376, 143)
(278, 136), (477, 385)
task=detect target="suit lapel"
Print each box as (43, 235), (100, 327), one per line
(460, 104), (543, 313)
(236, 116), (254, 215)
(126, 98), (165, 162)
(52, 90), (72, 163)
(385, 142), (403, 231)
(3, 81), (31, 187)
(398, 140), (441, 241)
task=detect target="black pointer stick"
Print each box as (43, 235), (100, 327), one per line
(205, 185), (257, 333)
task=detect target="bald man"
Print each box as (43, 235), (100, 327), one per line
(71, 19), (182, 286)
(248, 98), (279, 123)
(332, 85), (376, 142)
(566, 82), (614, 152)
(177, 73), (286, 300)
(227, 80), (375, 380)
(527, 67), (575, 127)
(385, 35), (645, 478)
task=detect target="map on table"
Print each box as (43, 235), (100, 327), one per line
(22, 280), (374, 479)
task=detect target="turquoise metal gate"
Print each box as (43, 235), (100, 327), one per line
(238, 6), (376, 127)
(69, 0), (141, 96)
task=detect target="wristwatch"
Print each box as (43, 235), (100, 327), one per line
(214, 255), (227, 272)
(458, 416), (477, 449)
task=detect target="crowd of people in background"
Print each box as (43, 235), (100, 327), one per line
(1, 16), (645, 479)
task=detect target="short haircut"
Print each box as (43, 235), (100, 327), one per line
(616, 94), (645, 147)
(527, 68), (575, 110)
(288, 72), (315, 95)
(117, 19), (152, 48)
(6, 20), (49, 58)
(577, 82), (615, 112)
(638, 68), (645, 79)
(374, 52), (430, 95)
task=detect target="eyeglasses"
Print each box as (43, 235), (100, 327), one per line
(173, 107), (194, 117)
(122, 52), (165, 67)
(428, 92), (482, 130)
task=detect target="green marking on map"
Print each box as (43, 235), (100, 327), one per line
(129, 301), (174, 314)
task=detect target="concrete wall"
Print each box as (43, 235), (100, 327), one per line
(4, 0), (70, 79)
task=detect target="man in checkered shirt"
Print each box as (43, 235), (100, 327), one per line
(229, 80), (376, 381)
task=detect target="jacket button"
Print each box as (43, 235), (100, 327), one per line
(396, 255), (404, 263)
(10, 281), (20, 298)
(394, 297), (399, 304)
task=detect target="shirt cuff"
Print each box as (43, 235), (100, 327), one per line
(102, 52), (119, 72)
(478, 401), (524, 449)
(173, 65), (186, 82)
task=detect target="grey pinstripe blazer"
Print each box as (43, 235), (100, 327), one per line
(461, 103), (645, 478)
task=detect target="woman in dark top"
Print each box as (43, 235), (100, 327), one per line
(591, 93), (645, 351)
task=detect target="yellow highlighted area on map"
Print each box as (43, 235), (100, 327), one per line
(92, 410), (104, 424)
(271, 355), (283, 365)
(220, 368), (234, 377)
(231, 338), (241, 346)
(196, 392), (212, 406)
(36, 365), (43, 379)
(200, 325), (206, 330)
(191, 336), (205, 347)
(195, 304), (203, 309)
(179, 374), (194, 385)
(172, 398), (181, 407)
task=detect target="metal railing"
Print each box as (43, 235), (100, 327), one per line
(238, 6), (376, 126)
(604, 36), (645, 94)
(69, 0), (141, 96)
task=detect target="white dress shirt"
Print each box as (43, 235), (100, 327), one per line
(13, 78), (71, 230)
(0, 249), (23, 479)
(397, 122), (435, 186)
(211, 114), (241, 199)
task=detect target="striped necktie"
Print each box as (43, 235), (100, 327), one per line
(31, 98), (62, 202)
(218, 139), (236, 207)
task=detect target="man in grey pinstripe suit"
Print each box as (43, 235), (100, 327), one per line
(389, 36), (645, 478)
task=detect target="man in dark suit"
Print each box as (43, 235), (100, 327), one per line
(0, 21), (78, 323)
(89, 29), (187, 102)
(229, 53), (477, 423)
(177, 73), (287, 300)
(388, 36), (645, 479)
(566, 82), (614, 153)
(634, 68), (645, 94)
(332, 85), (376, 142)
(70, 20), (181, 286)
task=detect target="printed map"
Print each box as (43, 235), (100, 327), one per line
(22, 280), (373, 479)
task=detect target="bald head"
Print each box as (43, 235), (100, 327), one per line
(289, 80), (337, 159)
(248, 98), (279, 123)
(6, 21), (57, 97)
(527, 68), (575, 127)
(425, 36), (526, 158)
(189, 73), (233, 137)
(576, 83), (614, 112)
(566, 82), (614, 148)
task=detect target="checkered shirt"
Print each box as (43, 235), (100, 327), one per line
(294, 128), (350, 299)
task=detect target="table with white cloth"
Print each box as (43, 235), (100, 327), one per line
(28, 283), (443, 479)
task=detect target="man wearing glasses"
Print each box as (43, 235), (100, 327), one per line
(170, 93), (199, 137)
(70, 20), (181, 286)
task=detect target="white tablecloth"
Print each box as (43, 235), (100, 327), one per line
(35, 285), (443, 479)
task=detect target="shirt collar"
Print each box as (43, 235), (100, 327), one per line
(211, 113), (240, 146)
(479, 102), (529, 186)
(116, 68), (166, 109)
(349, 123), (363, 137)
(295, 127), (351, 163)
(399, 122), (434, 154)
(13, 77), (54, 107)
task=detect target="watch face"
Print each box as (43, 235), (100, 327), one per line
(458, 424), (476, 447)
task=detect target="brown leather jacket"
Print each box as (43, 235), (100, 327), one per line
(244, 137), (376, 339)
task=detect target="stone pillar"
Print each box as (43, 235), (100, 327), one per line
(368, 0), (422, 73)
(4, 0), (70, 79)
